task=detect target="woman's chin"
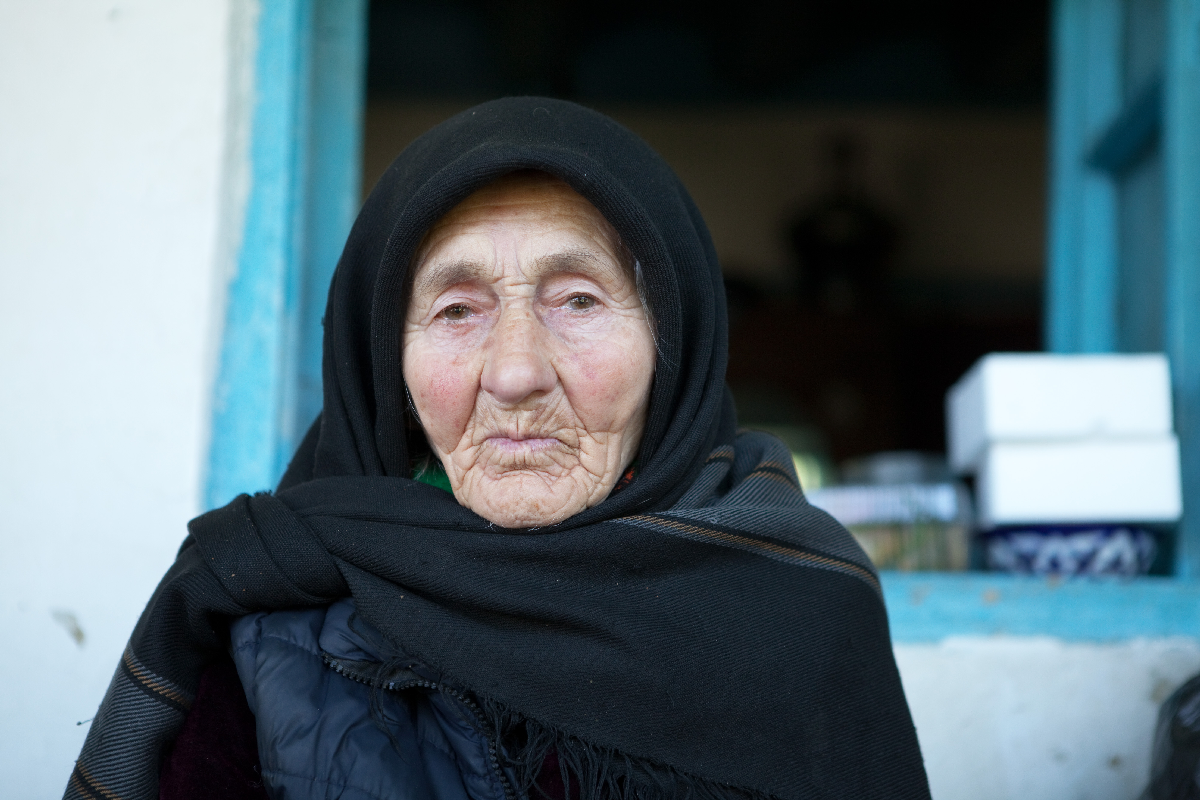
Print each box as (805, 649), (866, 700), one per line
(459, 472), (596, 528)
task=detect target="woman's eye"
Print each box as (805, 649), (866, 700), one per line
(567, 295), (596, 310)
(439, 304), (472, 321)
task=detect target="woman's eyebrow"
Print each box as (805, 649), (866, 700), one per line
(413, 249), (628, 297)
(411, 259), (490, 296)
(534, 249), (626, 283)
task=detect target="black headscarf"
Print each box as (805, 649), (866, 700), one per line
(67, 98), (928, 800)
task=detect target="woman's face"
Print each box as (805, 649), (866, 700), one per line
(402, 172), (656, 528)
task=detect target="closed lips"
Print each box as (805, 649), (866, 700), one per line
(484, 436), (561, 453)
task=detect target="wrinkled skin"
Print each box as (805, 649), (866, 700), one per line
(402, 172), (656, 528)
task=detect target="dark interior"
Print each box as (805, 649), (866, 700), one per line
(367, 0), (1048, 107)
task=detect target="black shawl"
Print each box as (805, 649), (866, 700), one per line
(67, 97), (928, 800)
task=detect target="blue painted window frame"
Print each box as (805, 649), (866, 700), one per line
(202, 0), (1200, 642)
(1046, 0), (1200, 582)
(205, 0), (366, 510)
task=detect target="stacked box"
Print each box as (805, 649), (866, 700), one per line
(946, 353), (1181, 528)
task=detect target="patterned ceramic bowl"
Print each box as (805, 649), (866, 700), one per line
(983, 525), (1157, 577)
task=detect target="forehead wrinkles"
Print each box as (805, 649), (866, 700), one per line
(421, 195), (616, 258)
(408, 179), (633, 297)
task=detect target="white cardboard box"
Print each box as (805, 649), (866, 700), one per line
(976, 436), (1182, 527)
(946, 353), (1173, 474)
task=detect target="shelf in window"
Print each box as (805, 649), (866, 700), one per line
(881, 571), (1200, 642)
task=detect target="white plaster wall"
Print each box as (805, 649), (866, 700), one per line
(0, 2), (243, 795)
(898, 637), (1200, 800)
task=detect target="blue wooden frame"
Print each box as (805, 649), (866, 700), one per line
(884, 573), (1200, 641)
(205, 0), (366, 510)
(1047, 0), (1200, 578)
(1164, 0), (1200, 578)
(1046, 0), (1123, 354)
(1086, 75), (1162, 172)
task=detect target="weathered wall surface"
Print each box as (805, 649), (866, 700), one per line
(900, 637), (1200, 800)
(0, 2), (243, 795)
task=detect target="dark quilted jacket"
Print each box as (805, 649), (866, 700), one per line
(229, 600), (520, 800)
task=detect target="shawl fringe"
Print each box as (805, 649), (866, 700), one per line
(479, 696), (769, 800)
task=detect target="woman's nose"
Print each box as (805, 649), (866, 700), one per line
(480, 308), (557, 405)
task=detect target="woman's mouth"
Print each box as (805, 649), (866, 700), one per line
(484, 435), (561, 454)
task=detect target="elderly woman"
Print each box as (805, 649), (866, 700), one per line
(68, 98), (928, 800)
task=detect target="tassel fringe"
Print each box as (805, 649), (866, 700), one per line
(478, 695), (770, 800)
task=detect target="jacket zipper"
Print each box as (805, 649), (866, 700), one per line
(323, 654), (518, 800)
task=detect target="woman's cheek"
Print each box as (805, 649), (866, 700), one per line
(408, 340), (479, 450)
(560, 334), (651, 421)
